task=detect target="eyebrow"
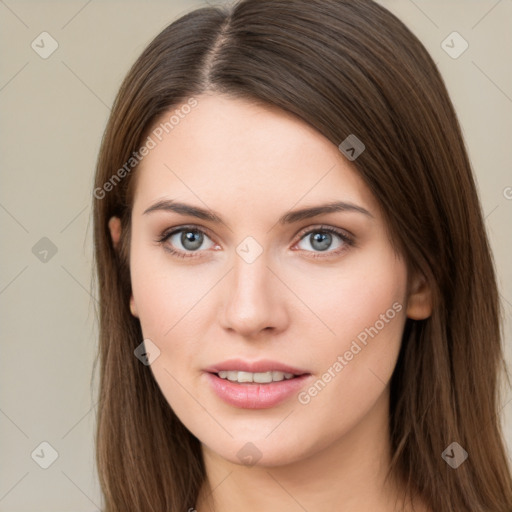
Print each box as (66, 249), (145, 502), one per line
(142, 199), (373, 225)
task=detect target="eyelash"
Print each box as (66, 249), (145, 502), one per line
(156, 224), (355, 260)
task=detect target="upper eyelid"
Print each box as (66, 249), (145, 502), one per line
(161, 224), (215, 242)
(295, 224), (353, 240)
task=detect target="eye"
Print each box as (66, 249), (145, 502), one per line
(157, 225), (217, 259)
(294, 225), (354, 258)
(156, 224), (354, 260)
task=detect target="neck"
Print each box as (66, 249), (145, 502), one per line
(196, 387), (423, 512)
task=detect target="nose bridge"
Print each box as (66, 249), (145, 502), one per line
(222, 240), (284, 335)
(232, 248), (269, 299)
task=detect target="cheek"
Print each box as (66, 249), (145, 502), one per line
(287, 246), (407, 356)
(294, 251), (408, 420)
(129, 245), (211, 410)
(128, 241), (228, 430)
(129, 229), (215, 341)
(285, 247), (405, 389)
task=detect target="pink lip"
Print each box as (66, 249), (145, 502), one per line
(205, 373), (311, 409)
(203, 358), (309, 375)
(203, 358), (312, 409)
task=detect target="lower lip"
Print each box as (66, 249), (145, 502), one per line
(205, 372), (311, 409)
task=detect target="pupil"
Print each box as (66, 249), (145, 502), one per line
(182, 230), (203, 250)
(311, 232), (331, 251)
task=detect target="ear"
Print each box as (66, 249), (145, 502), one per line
(108, 216), (122, 250)
(108, 216), (139, 318)
(129, 294), (139, 318)
(406, 271), (432, 320)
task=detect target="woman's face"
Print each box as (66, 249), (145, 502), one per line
(124, 93), (426, 467)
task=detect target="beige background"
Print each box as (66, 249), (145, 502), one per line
(0, 0), (511, 510)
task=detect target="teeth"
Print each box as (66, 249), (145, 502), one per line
(217, 370), (296, 383)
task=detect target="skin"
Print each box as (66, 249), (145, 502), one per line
(109, 93), (432, 512)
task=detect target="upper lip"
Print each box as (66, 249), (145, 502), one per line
(204, 358), (309, 375)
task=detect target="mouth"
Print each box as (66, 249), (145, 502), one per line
(203, 359), (312, 409)
(215, 370), (299, 383)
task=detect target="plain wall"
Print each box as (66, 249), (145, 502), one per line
(1, 1), (511, 510)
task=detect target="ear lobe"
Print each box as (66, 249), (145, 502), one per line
(108, 216), (122, 250)
(129, 294), (139, 318)
(406, 272), (433, 320)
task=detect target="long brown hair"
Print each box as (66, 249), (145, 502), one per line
(92, 0), (512, 510)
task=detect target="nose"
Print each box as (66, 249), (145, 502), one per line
(220, 250), (289, 339)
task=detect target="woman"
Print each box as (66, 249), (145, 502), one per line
(92, 0), (512, 510)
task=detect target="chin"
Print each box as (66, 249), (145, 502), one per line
(199, 425), (330, 469)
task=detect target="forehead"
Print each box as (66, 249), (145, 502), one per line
(132, 93), (377, 219)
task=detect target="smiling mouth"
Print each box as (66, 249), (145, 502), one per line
(206, 369), (312, 408)
(214, 370), (302, 383)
